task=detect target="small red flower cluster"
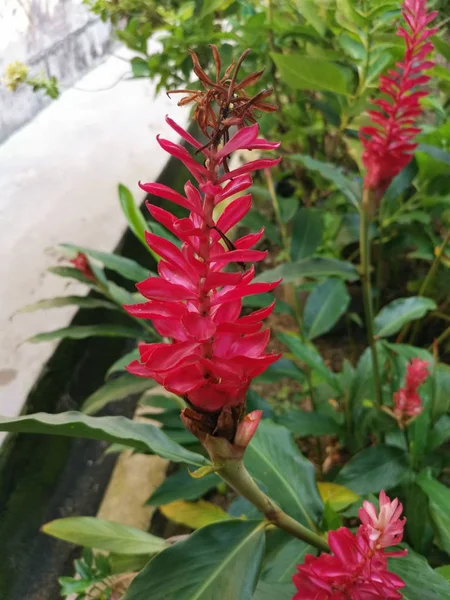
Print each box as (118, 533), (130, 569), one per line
(70, 252), (95, 281)
(360, 0), (437, 196)
(394, 357), (430, 419)
(293, 491), (407, 599)
(125, 118), (281, 412)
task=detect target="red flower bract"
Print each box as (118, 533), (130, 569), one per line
(125, 118), (281, 412)
(360, 0), (437, 196)
(293, 491), (407, 600)
(70, 252), (95, 281)
(393, 357), (430, 420)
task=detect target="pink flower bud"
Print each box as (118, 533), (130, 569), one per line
(234, 410), (263, 448)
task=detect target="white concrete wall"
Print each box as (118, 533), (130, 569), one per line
(0, 0), (112, 141)
(0, 46), (189, 443)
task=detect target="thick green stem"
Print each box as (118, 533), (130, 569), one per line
(360, 192), (383, 409)
(219, 459), (329, 552)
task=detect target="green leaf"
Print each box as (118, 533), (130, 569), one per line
(304, 278), (350, 339)
(290, 154), (360, 207)
(389, 547), (450, 599)
(405, 483), (434, 555)
(124, 520), (265, 600)
(430, 415), (450, 451)
(276, 409), (341, 437)
(335, 446), (410, 495)
(17, 296), (117, 314)
(43, 517), (167, 555)
(81, 374), (155, 414)
(417, 470), (450, 556)
(199, 0), (234, 18)
(293, 0), (326, 36)
(106, 348), (140, 378)
(118, 184), (159, 261)
(255, 257), (358, 283)
(147, 468), (219, 506)
(336, 0), (367, 28)
(433, 364), (450, 421)
(0, 412), (208, 467)
(290, 208), (323, 261)
(317, 482), (359, 512)
(277, 331), (339, 391)
(131, 56), (150, 77)
(271, 53), (350, 95)
(435, 566), (450, 582)
(61, 243), (151, 282)
(255, 358), (305, 384)
(433, 36), (450, 62)
(48, 265), (96, 285)
(252, 581), (295, 600)
(242, 293), (294, 315)
(160, 500), (230, 529)
(262, 536), (312, 583)
(28, 324), (143, 343)
(374, 297), (437, 337)
(245, 420), (323, 529)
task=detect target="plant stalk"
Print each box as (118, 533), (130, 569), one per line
(406, 229), (450, 345)
(360, 192), (383, 409)
(219, 459), (329, 552)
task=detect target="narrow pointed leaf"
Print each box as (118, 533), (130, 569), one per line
(28, 325), (143, 343)
(17, 296), (117, 314)
(119, 183), (159, 260)
(255, 257), (358, 283)
(81, 374), (155, 414)
(0, 412), (208, 466)
(42, 517), (167, 554)
(374, 297), (436, 338)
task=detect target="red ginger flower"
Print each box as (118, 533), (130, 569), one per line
(360, 0), (437, 197)
(293, 491), (406, 600)
(70, 252), (95, 281)
(393, 357), (430, 420)
(124, 117), (281, 413)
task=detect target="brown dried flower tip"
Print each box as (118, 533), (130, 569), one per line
(167, 45), (277, 144)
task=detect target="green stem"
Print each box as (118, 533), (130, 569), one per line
(407, 229), (450, 345)
(219, 459), (329, 552)
(360, 192), (383, 409)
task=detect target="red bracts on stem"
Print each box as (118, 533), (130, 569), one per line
(293, 491), (407, 599)
(125, 118), (281, 412)
(360, 0), (437, 197)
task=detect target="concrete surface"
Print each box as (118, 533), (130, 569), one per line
(0, 0), (112, 141)
(0, 45), (189, 442)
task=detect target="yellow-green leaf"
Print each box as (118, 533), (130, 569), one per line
(317, 482), (359, 512)
(160, 500), (230, 529)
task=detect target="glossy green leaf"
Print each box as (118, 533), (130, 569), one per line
(435, 566), (450, 582)
(293, 0), (326, 36)
(81, 374), (155, 414)
(43, 517), (167, 554)
(277, 332), (339, 391)
(17, 295), (117, 314)
(276, 409), (341, 438)
(290, 208), (323, 261)
(262, 536), (312, 583)
(0, 412), (208, 467)
(255, 357), (305, 384)
(48, 265), (96, 285)
(405, 483), (434, 556)
(335, 446), (410, 495)
(118, 183), (159, 261)
(271, 53), (350, 95)
(289, 154), (360, 207)
(430, 415), (450, 451)
(124, 520), (265, 600)
(28, 324), (143, 343)
(389, 547), (450, 599)
(417, 470), (450, 555)
(147, 468), (219, 506)
(243, 293), (293, 315)
(252, 581), (295, 600)
(304, 278), (350, 339)
(245, 420), (323, 529)
(61, 243), (150, 282)
(255, 257), (358, 283)
(160, 500), (229, 529)
(433, 364), (450, 421)
(374, 297), (436, 337)
(106, 348), (140, 378)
